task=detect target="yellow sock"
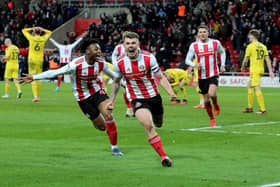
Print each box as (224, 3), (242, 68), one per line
(248, 88), (254, 108)
(196, 86), (204, 102)
(180, 87), (186, 100)
(5, 83), (10, 94)
(32, 81), (38, 97)
(172, 87), (178, 98)
(15, 83), (21, 92)
(256, 89), (265, 111)
(37, 80), (41, 96)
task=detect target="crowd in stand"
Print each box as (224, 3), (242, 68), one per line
(0, 0), (79, 80)
(87, 0), (280, 72)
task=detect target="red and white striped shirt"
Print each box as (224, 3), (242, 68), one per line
(33, 56), (116, 101)
(50, 37), (83, 63)
(114, 50), (161, 100)
(185, 38), (225, 79)
(111, 44), (126, 65)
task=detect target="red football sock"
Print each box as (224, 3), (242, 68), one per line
(205, 102), (215, 120)
(105, 119), (118, 146)
(123, 91), (131, 108)
(57, 75), (63, 88)
(148, 135), (167, 158)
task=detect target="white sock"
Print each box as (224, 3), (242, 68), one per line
(111, 145), (118, 150)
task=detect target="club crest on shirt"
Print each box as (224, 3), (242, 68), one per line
(139, 65), (145, 71)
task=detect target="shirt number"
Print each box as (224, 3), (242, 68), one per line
(256, 49), (264, 60)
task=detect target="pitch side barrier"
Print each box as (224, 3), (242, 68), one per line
(219, 72), (280, 88)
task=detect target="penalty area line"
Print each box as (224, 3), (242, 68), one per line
(257, 182), (280, 187)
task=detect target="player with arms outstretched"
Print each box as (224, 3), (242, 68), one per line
(22, 26), (52, 102)
(241, 29), (274, 114)
(164, 68), (192, 104)
(50, 31), (87, 92)
(20, 39), (123, 156)
(1, 38), (22, 99)
(111, 32), (176, 167)
(185, 25), (226, 127)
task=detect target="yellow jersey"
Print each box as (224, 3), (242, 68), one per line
(164, 68), (191, 87)
(245, 41), (268, 74)
(5, 44), (19, 68)
(22, 28), (52, 62)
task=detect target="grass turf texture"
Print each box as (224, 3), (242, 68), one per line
(0, 82), (280, 187)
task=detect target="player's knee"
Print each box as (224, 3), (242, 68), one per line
(93, 122), (106, 131)
(103, 113), (113, 121)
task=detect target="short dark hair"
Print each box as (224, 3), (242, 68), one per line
(123, 31), (139, 40)
(80, 38), (99, 53)
(249, 29), (260, 40)
(197, 25), (209, 31)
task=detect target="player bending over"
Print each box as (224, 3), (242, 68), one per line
(20, 39), (123, 156)
(241, 29), (274, 114)
(164, 68), (192, 104)
(111, 32), (176, 167)
(185, 25), (226, 127)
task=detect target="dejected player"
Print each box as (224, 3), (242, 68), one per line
(185, 25), (226, 127)
(241, 29), (274, 114)
(20, 39), (123, 156)
(110, 32), (176, 167)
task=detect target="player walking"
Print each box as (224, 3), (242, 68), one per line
(1, 38), (22, 99)
(241, 29), (274, 114)
(110, 32), (176, 167)
(49, 31), (87, 92)
(20, 39), (123, 156)
(185, 25), (226, 127)
(22, 26), (52, 102)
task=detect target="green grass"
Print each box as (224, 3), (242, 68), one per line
(0, 82), (280, 187)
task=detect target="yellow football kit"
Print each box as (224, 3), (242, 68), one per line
(193, 59), (198, 83)
(164, 68), (192, 100)
(245, 41), (268, 87)
(245, 41), (268, 111)
(4, 44), (19, 79)
(22, 28), (52, 99)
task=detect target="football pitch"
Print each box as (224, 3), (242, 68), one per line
(0, 82), (280, 187)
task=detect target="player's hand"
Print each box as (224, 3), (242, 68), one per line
(270, 72), (275, 79)
(187, 67), (193, 74)
(81, 31), (88, 38)
(169, 93), (177, 101)
(241, 66), (246, 72)
(220, 65), (225, 74)
(19, 73), (34, 85)
(194, 63), (201, 70)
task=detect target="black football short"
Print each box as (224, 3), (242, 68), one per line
(198, 76), (219, 94)
(78, 89), (109, 120)
(131, 94), (164, 116)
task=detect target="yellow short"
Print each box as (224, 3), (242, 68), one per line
(193, 69), (198, 83)
(28, 60), (43, 75)
(4, 67), (19, 79)
(250, 73), (262, 87)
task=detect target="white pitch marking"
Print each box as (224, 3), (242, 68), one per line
(257, 182), (280, 187)
(180, 121), (280, 132)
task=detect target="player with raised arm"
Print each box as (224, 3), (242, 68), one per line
(22, 26), (52, 102)
(50, 31), (87, 92)
(20, 39), (123, 156)
(241, 29), (274, 114)
(112, 31), (134, 117)
(1, 38), (22, 99)
(185, 25), (226, 127)
(110, 32), (176, 167)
